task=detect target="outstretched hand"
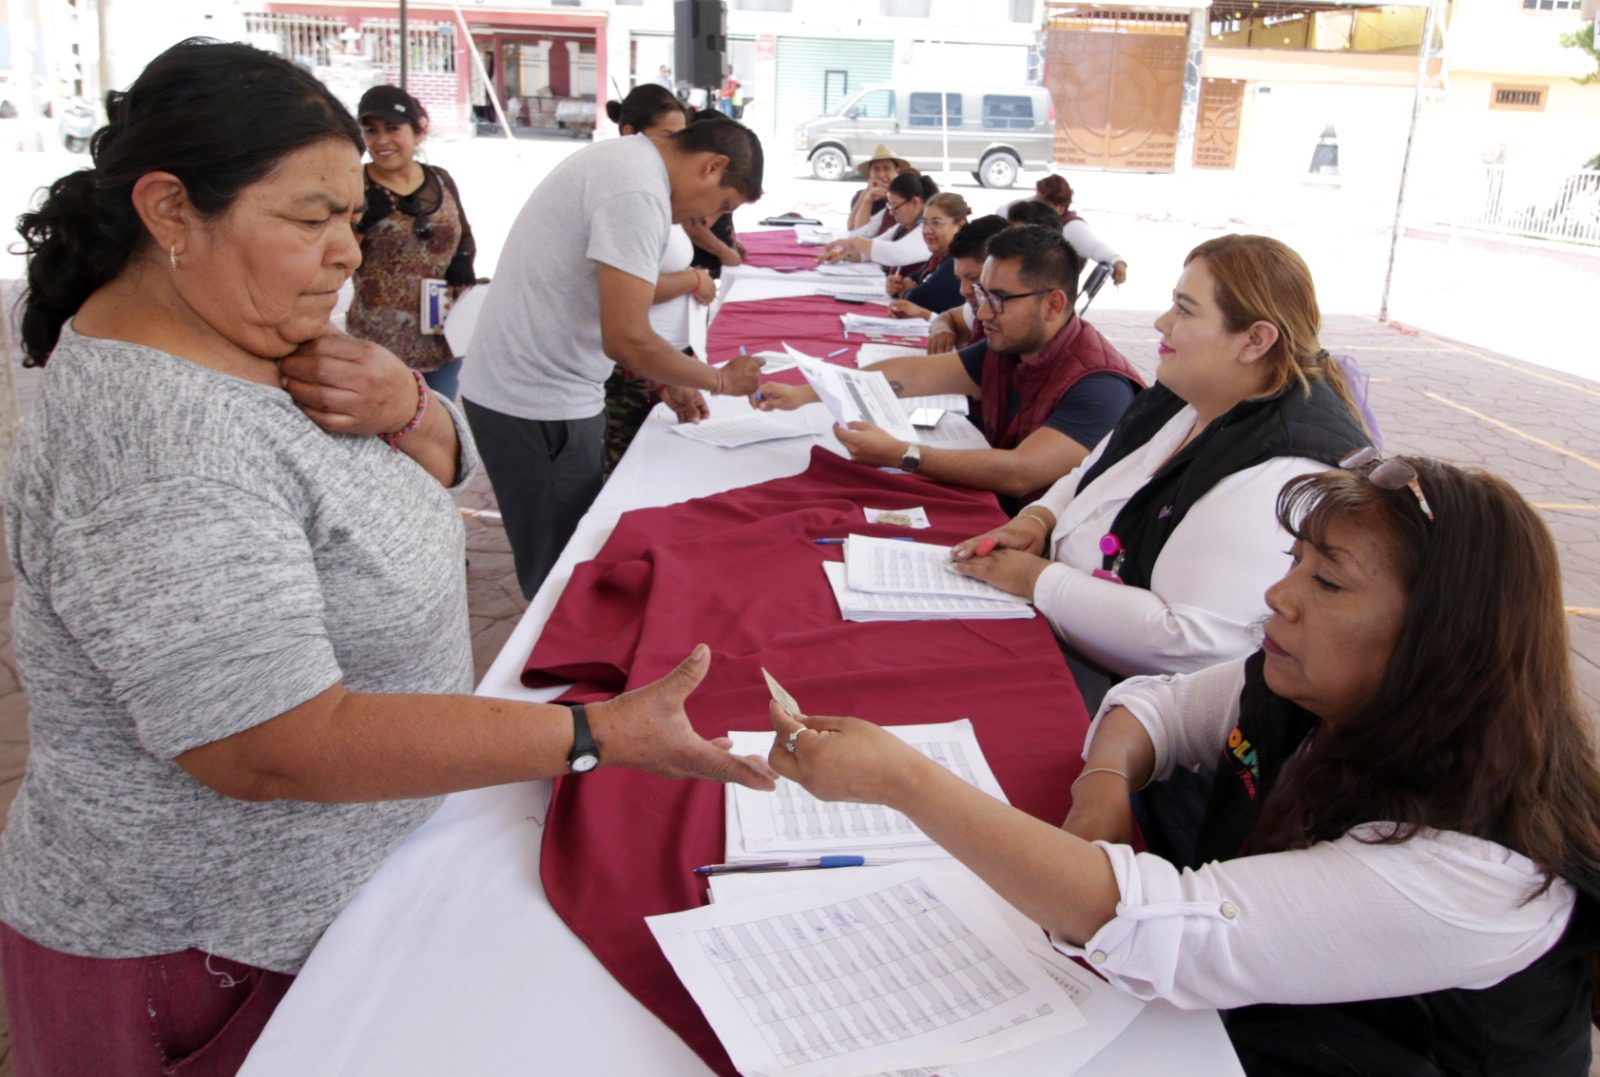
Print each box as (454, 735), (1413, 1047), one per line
(765, 702), (925, 806)
(591, 645), (779, 790)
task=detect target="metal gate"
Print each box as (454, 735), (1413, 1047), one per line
(1044, 14), (1186, 172)
(773, 36), (893, 160)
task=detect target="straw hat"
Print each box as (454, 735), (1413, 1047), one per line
(857, 144), (911, 178)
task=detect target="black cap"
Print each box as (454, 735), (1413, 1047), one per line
(357, 84), (421, 127)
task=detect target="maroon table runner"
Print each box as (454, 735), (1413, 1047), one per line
(735, 228), (820, 269)
(527, 448), (1090, 1075)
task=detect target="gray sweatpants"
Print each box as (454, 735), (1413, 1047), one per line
(463, 399), (606, 600)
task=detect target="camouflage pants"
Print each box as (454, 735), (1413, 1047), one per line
(602, 365), (659, 477)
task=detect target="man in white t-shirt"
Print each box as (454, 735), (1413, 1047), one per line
(461, 120), (765, 598)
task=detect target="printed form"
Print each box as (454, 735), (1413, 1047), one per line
(821, 562), (1035, 623)
(648, 864), (1086, 1077)
(785, 345), (918, 444)
(725, 720), (1008, 858)
(844, 536), (1030, 604)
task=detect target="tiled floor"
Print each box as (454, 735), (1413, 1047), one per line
(0, 312), (1598, 1070)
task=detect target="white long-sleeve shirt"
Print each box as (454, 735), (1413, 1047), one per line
(1063, 217), (1123, 268)
(1026, 402), (1328, 676)
(846, 208), (931, 268)
(1050, 659), (1577, 1011)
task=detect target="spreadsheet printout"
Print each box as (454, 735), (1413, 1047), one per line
(648, 865), (1083, 1077)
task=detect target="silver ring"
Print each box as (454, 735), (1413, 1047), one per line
(783, 727), (811, 754)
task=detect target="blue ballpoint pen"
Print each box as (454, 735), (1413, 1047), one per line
(694, 855), (869, 876)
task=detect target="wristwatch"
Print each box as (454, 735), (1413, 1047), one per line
(898, 443), (922, 473)
(567, 703), (600, 773)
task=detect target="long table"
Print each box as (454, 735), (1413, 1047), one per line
(240, 235), (1243, 1075)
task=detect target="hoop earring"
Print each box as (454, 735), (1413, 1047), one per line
(169, 245), (179, 272)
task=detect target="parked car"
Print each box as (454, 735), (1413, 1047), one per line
(0, 71), (53, 119)
(795, 83), (1055, 189)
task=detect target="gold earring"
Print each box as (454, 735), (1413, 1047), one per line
(169, 245), (179, 272)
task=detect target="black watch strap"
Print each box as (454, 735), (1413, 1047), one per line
(567, 703), (600, 773)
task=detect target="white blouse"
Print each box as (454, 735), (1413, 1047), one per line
(1026, 403), (1329, 677)
(1050, 660), (1577, 1011)
(647, 224), (697, 350)
(845, 208), (932, 269)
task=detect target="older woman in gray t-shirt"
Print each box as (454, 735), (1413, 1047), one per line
(0, 41), (775, 1075)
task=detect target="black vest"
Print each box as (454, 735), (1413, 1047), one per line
(1073, 380), (1368, 590)
(1195, 653), (1600, 1076)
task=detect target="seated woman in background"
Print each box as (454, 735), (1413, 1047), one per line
(771, 457), (1600, 1076)
(886, 192), (969, 320)
(820, 171), (937, 275)
(1035, 174), (1129, 285)
(952, 234), (1370, 699)
(1006, 198), (1063, 233)
(845, 144), (910, 232)
(601, 86), (716, 472)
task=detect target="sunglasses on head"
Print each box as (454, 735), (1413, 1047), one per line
(1340, 446), (1434, 523)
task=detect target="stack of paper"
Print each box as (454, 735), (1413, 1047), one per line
(843, 534), (1032, 607)
(854, 342), (926, 367)
(648, 863), (1109, 1077)
(722, 719), (1010, 863)
(817, 263), (891, 278)
(817, 283), (891, 302)
(843, 313), (932, 338)
(823, 562), (1033, 622)
(793, 226), (842, 246)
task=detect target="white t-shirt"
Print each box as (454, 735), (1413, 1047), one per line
(461, 136), (672, 420)
(1027, 403), (1328, 676)
(647, 225), (696, 350)
(1051, 659), (1577, 1010)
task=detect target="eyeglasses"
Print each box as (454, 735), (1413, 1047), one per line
(886, 198), (911, 214)
(972, 283), (1051, 315)
(1340, 446), (1434, 523)
(922, 217), (954, 228)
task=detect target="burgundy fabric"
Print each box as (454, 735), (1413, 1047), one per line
(705, 294), (924, 382)
(979, 317), (1144, 499)
(525, 448), (1089, 1075)
(0, 920), (294, 1076)
(735, 229), (817, 270)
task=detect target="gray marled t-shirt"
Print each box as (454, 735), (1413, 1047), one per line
(0, 325), (478, 972)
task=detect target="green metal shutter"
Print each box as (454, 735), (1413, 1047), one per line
(774, 36), (894, 157)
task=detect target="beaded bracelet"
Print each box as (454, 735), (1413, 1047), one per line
(379, 369), (430, 450)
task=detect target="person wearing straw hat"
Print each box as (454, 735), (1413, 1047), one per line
(845, 144), (912, 233)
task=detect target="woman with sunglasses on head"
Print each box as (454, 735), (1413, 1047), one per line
(952, 234), (1371, 706)
(600, 85), (716, 472)
(773, 457), (1600, 1075)
(819, 171), (938, 275)
(350, 85), (477, 400)
(885, 192), (969, 321)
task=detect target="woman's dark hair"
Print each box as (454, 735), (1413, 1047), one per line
(1007, 199), (1062, 232)
(604, 84), (687, 134)
(947, 214), (1009, 262)
(16, 38), (362, 366)
(887, 171), (937, 204)
(1254, 460), (1600, 898)
(1034, 174), (1073, 214)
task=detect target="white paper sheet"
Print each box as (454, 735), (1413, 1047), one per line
(726, 720), (1009, 857)
(844, 536), (1030, 604)
(843, 313), (932, 338)
(647, 864), (1085, 1077)
(818, 263), (891, 278)
(707, 867), (1146, 1077)
(794, 226), (843, 246)
(822, 562), (1035, 623)
(854, 343), (927, 368)
(902, 394), (970, 416)
(669, 409), (820, 448)
(786, 345), (918, 444)
(915, 414), (991, 450)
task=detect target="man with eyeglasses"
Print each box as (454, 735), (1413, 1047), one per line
(461, 120), (768, 600)
(756, 225), (1142, 507)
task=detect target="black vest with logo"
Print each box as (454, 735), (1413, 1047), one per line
(1192, 652), (1600, 1076)
(1072, 380), (1368, 590)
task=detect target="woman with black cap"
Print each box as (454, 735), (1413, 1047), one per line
(350, 84), (478, 399)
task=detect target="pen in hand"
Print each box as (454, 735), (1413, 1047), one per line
(695, 856), (870, 876)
